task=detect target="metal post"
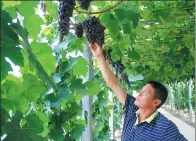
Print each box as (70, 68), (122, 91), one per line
(170, 85), (173, 111)
(188, 79), (193, 122)
(108, 90), (114, 140)
(176, 82), (181, 114)
(82, 43), (93, 141)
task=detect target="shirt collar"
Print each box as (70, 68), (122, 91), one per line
(135, 109), (158, 125)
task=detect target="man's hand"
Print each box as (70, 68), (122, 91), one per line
(87, 42), (103, 58)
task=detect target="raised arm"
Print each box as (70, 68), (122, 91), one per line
(88, 42), (127, 105)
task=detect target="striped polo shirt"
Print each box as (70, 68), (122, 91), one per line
(122, 94), (188, 141)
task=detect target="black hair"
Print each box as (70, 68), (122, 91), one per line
(147, 80), (168, 109)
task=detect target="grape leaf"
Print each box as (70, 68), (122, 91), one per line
(68, 37), (85, 52)
(3, 112), (47, 141)
(128, 48), (140, 60)
(53, 33), (76, 52)
(1, 75), (29, 113)
(35, 111), (49, 137)
(1, 10), (23, 80)
(45, 86), (72, 108)
(111, 45), (122, 62)
(122, 22), (132, 34)
(71, 124), (85, 140)
(31, 41), (55, 74)
(85, 81), (102, 96)
(70, 78), (87, 94)
(124, 10), (140, 29)
(23, 14), (43, 39)
(1, 36), (23, 66)
(114, 8), (125, 22)
(101, 12), (120, 40)
(72, 57), (88, 77)
(2, 1), (21, 8)
(22, 74), (46, 102)
(17, 1), (38, 17)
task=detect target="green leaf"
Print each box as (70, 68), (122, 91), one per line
(53, 33), (76, 52)
(10, 21), (57, 91)
(49, 127), (64, 141)
(44, 1), (58, 22)
(17, 1), (38, 18)
(2, 74), (45, 113)
(1, 75), (29, 113)
(22, 74), (46, 102)
(63, 57), (78, 72)
(57, 86), (72, 100)
(114, 8), (125, 22)
(3, 112), (47, 141)
(111, 45), (122, 62)
(23, 14), (43, 39)
(10, 21), (29, 40)
(70, 78), (87, 94)
(122, 22), (132, 34)
(124, 10), (140, 29)
(31, 41), (55, 74)
(1, 36), (23, 66)
(68, 37), (85, 52)
(2, 4), (18, 18)
(72, 57), (88, 77)
(45, 86), (72, 108)
(2, 1), (21, 8)
(182, 35), (194, 48)
(85, 81), (101, 96)
(35, 111), (50, 137)
(26, 113), (44, 133)
(1, 57), (12, 81)
(1, 10), (23, 80)
(2, 97), (28, 114)
(101, 12), (120, 40)
(71, 124), (85, 140)
(128, 48), (140, 60)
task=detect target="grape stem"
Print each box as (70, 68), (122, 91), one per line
(74, 0), (123, 15)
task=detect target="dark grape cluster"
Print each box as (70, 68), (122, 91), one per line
(103, 49), (130, 86)
(77, 0), (92, 10)
(82, 16), (105, 47)
(75, 23), (83, 38)
(58, 0), (76, 40)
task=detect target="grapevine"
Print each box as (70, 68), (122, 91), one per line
(58, 0), (76, 41)
(78, 0), (92, 10)
(75, 23), (83, 38)
(82, 16), (105, 47)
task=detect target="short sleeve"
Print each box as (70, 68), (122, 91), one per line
(123, 94), (138, 116)
(161, 121), (188, 141)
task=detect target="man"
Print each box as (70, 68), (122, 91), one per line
(87, 42), (187, 141)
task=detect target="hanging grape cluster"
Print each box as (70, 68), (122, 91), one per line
(77, 0), (92, 10)
(75, 23), (83, 38)
(58, 0), (76, 40)
(103, 49), (130, 86)
(82, 16), (105, 47)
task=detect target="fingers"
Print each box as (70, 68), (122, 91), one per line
(94, 42), (101, 48)
(88, 41), (100, 48)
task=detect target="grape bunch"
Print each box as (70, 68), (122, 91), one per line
(82, 16), (105, 47)
(103, 49), (130, 86)
(75, 23), (83, 38)
(77, 0), (92, 10)
(58, 0), (76, 40)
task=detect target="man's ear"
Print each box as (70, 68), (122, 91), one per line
(153, 99), (161, 108)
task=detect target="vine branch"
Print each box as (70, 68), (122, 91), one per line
(74, 0), (123, 15)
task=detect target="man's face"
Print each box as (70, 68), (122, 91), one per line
(134, 84), (160, 109)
